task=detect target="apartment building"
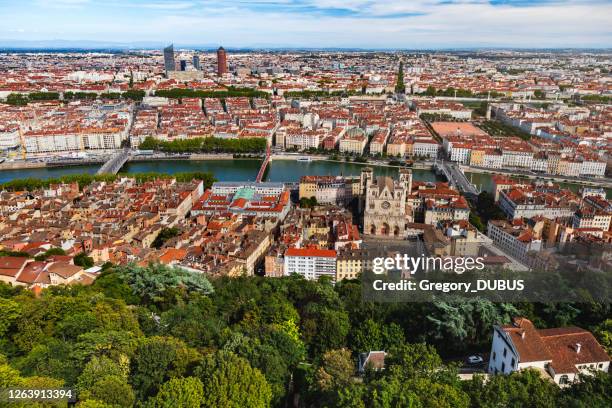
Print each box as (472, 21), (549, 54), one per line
(571, 208), (611, 231)
(487, 219), (542, 266)
(299, 175), (359, 206)
(339, 128), (368, 155)
(498, 187), (578, 220)
(283, 247), (337, 281)
(412, 137), (439, 158)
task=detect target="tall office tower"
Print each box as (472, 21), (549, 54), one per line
(163, 44), (175, 74)
(192, 55), (200, 70)
(217, 46), (227, 76)
(180, 59), (187, 71)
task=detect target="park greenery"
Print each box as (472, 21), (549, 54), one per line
(581, 94), (611, 104)
(395, 61), (405, 94)
(0, 171), (216, 192)
(6, 92), (59, 106)
(477, 120), (532, 141)
(74, 253), (95, 269)
(284, 89), (363, 99)
(152, 228), (181, 249)
(0, 264), (610, 407)
(420, 112), (458, 122)
(299, 196), (318, 208)
(420, 86), (505, 99)
(4, 90), (145, 105)
(469, 191), (507, 232)
(154, 87), (269, 99)
(65, 90), (146, 101)
(138, 136), (267, 154)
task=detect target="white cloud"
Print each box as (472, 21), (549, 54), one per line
(4, 0), (612, 47)
(139, 2), (196, 10)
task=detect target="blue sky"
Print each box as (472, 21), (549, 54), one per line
(0, 0), (610, 48)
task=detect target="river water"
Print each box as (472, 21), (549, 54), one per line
(0, 159), (442, 184)
(0, 159), (609, 197)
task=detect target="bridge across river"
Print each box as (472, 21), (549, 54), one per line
(255, 145), (271, 183)
(96, 148), (130, 175)
(434, 159), (479, 197)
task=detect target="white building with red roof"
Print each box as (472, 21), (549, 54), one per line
(489, 317), (610, 386)
(284, 246), (337, 281)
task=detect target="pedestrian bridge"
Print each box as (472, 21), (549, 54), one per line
(255, 145), (271, 183)
(96, 148), (130, 175)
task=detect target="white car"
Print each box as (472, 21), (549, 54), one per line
(467, 355), (484, 365)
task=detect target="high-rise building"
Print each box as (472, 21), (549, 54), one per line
(192, 55), (200, 70)
(217, 46), (227, 76)
(163, 44), (175, 74)
(180, 59), (187, 71)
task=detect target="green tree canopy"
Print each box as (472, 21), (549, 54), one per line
(147, 377), (204, 408)
(195, 351), (272, 408)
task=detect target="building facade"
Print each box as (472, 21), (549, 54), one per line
(284, 247), (337, 281)
(217, 46), (228, 76)
(163, 44), (175, 74)
(362, 167), (412, 238)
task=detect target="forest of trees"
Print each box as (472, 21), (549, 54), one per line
(138, 136), (267, 154)
(0, 263), (610, 407)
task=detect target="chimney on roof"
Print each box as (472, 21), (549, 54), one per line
(521, 331), (525, 339)
(576, 343), (582, 353)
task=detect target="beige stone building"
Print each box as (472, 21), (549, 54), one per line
(336, 248), (363, 281)
(362, 167), (412, 238)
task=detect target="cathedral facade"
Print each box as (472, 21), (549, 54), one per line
(361, 167), (412, 238)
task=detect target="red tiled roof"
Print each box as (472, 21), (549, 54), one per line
(540, 328), (611, 374)
(285, 247), (336, 258)
(46, 262), (83, 279)
(501, 317), (553, 363)
(502, 318), (610, 373)
(0, 256), (29, 277)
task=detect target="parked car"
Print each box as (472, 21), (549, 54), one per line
(467, 355), (484, 365)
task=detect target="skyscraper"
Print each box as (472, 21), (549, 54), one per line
(217, 46), (227, 76)
(192, 55), (200, 70)
(163, 44), (175, 74)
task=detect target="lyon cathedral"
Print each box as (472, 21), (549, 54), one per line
(361, 167), (413, 238)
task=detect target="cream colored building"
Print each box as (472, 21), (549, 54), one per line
(339, 128), (368, 155)
(336, 249), (363, 281)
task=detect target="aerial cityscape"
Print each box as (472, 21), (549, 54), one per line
(0, 0), (610, 407)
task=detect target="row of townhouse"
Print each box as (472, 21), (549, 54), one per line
(24, 127), (127, 153)
(445, 140), (607, 177)
(498, 187), (579, 220)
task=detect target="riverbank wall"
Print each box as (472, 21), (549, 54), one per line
(0, 161), (46, 170)
(461, 165), (612, 189)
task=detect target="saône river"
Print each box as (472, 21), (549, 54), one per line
(0, 159), (443, 184)
(0, 159), (609, 197)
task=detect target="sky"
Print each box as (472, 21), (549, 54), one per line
(0, 0), (610, 49)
